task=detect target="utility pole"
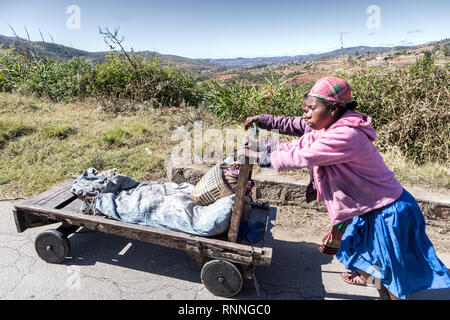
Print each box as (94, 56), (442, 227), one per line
(337, 32), (350, 61)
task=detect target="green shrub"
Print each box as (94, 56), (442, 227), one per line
(19, 54), (55, 98)
(15, 55), (95, 102)
(0, 50), (96, 102)
(0, 48), (34, 92)
(94, 53), (202, 108)
(45, 57), (96, 102)
(339, 56), (449, 163)
(0, 72), (4, 90)
(0, 50), (202, 107)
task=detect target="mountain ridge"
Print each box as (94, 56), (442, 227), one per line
(0, 34), (444, 71)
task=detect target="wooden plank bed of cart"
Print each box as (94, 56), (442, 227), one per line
(12, 158), (276, 298)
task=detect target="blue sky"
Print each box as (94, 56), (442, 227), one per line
(0, 0), (449, 59)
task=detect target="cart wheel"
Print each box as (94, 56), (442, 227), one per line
(201, 259), (243, 297)
(35, 229), (70, 264)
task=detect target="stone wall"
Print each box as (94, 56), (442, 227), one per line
(166, 162), (449, 226)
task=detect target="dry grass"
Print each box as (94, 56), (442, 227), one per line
(381, 146), (450, 190)
(0, 92), (219, 198)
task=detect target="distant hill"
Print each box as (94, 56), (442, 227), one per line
(0, 35), (221, 73)
(135, 50), (224, 72)
(0, 34), (101, 61)
(0, 34), (443, 71)
(200, 45), (419, 68)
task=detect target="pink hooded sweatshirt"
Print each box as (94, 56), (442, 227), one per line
(270, 110), (404, 225)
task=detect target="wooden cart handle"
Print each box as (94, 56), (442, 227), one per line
(227, 156), (253, 243)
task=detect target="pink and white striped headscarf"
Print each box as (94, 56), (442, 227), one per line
(307, 76), (352, 103)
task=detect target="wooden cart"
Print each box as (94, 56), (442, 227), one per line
(12, 161), (276, 298)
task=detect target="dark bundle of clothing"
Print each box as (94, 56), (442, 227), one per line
(71, 168), (139, 215)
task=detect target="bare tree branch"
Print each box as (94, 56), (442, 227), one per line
(99, 26), (138, 71)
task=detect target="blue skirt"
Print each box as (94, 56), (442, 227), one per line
(336, 189), (450, 299)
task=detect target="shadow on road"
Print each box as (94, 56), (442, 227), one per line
(61, 228), (379, 300)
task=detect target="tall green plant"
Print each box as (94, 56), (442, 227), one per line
(45, 57), (96, 102)
(203, 78), (310, 122)
(0, 48), (34, 92)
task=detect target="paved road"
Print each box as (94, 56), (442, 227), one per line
(1, 201), (449, 300)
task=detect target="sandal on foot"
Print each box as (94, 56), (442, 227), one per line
(319, 245), (339, 255)
(340, 271), (373, 287)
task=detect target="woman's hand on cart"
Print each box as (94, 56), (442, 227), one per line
(244, 115), (260, 130)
